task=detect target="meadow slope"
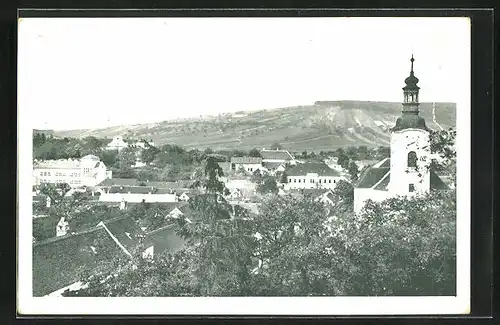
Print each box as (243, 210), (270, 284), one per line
(53, 101), (456, 151)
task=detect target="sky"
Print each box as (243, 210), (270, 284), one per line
(18, 17), (470, 130)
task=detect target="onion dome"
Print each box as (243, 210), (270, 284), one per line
(403, 55), (420, 90)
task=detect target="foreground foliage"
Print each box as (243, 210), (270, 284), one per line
(66, 186), (456, 297)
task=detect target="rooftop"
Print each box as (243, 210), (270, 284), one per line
(34, 155), (104, 170)
(355, 166), (390, 188)
(230, 156), (263, 164)
(286, 162), (341, 177)
(260, 149), (294, 161)
(33, 216), (142, 296)
(97, 178), (140, 187)
(108, 186), (176, 195)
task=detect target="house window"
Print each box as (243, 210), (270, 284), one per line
(294, 179), (296, 183)
(409, 184), (415, 192)
(334, 180), (336, 183)
(407, 151), (417, 168)
(298, 179), (301, 183)
(329, 179), (332, 183)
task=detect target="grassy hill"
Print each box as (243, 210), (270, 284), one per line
(52, 101), (456, 151)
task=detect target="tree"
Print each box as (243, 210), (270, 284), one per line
(336, 189), (456, 295)
(116, 147), (137, 168)
(36, 183), (91, 237)
(99, 150), (119, 167)
(347, 161), (359, 182)
(346, 146), (359, 161)
(141, 146), (161, 165)
(357, 145), (369, 160)
(251, 194), (339, 295)
(280, 171), (288, 184)
(332, 179), (354, 210)
(338, 154), (350, 170)
(270, 142), (283, 150)
(249, 148), (262, 158)
(250, 169), (263, 184)
(256, 175), (278, 195)
(430, 128), (457, 186)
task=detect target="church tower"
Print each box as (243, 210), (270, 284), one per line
(388, 55), (431, 195)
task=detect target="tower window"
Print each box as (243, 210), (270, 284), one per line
(407, 151), (417, 168)
(409, 184), (415, 192)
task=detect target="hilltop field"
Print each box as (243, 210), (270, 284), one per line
(53, 100), (456, 151)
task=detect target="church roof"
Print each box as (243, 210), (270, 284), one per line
(391, 115), (430, 132)
(355, 157), (450, 191)
(403, 55), (420, 91)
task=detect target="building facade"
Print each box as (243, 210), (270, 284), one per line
(285, 162), (344, 190)
(353, 55), (448, 214)
(33, 155), (112, 188)
(230, 157), (263, 173)
(106, 136), (129, 151)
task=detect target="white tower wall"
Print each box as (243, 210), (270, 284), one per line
(388, 128), (431, 195)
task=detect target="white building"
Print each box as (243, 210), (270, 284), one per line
(98, 186), (178, 203)
(353, 55), (449, 214)
(230, 156), (263, 174)
(285, 162), (344, 190)
(106, 136), (129, 151)
(33, 154), (112, 188)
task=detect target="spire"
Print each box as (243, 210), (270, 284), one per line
(391, 54), (428, 132)
(403, 54), (419, 90)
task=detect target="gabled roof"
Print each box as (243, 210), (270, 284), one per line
(286, 162), (341, 177)
(143, 224), (186, 256)
(231, 156), (263, 164)
(33, 216), (142, 296)
(356, 166), (390, 188)
(263, 162), (286, 170)
(357, 164), (450, 191)
(430, 170), (450, 190)
(260, 149), (294, 161)
(97, 178), (139, 187)
(218, 162), (232, 171)
(108, 186), (175, 194)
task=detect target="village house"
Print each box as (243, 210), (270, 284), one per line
(223, 178), (258, 198)
(324, 156), (343, 171)
(33, 154), (112, 188)
(33, 216), (144, 297)
(106, 136), (129, 151)
(260, 149), (296, 172)
(353, 55), (449, 214)
(284, 162), (344, 190)
(230, 156), (263, 174)
(98, 186), (178, 203)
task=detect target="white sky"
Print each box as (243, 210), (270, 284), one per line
(18, 17), (470, 130)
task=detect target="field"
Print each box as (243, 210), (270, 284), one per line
(53, 101), (456, 151)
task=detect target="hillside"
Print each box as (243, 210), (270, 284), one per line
(52, 101), (456, 151)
